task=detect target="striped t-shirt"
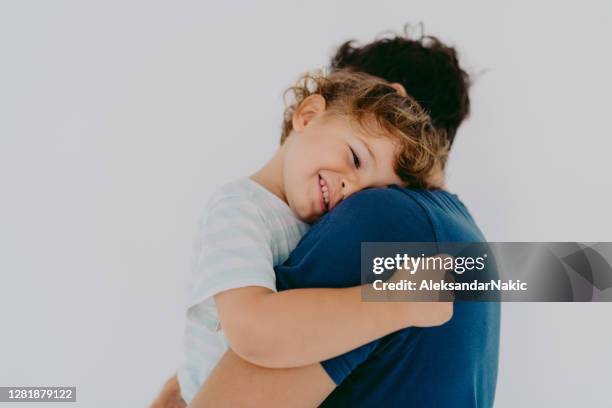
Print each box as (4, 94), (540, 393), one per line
(178, 178), (309, 403)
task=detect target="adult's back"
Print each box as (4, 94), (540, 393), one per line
(275, 186), (500, 407)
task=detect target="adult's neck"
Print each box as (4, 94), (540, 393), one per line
(427, 164), (447, 190)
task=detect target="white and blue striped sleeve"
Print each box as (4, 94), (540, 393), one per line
(187, 196), (275, 331)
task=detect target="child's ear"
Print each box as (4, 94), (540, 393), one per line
(292, 95), (326, 132)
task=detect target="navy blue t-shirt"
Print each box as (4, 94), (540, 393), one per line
(275, 187), (500, 407)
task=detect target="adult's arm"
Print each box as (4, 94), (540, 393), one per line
(190, 349), (335, 408)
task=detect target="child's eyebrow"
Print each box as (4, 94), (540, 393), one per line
(357, 135), (376, 164)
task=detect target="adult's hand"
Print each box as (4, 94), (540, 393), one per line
(149, 373), (186, 408)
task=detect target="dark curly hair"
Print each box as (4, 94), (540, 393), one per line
(330, 25), (471, 147)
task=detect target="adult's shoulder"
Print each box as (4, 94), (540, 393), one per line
(278, 187), (468, 280)
(276, 187), (437, 289)
(317, 187), (437, 243)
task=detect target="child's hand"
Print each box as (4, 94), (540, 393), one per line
(149, 374), (186, 408)
(387, 254), (455, 327)
(400, 300), (453, 328)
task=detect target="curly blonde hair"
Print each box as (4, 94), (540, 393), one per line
(280, 71), (449, 189)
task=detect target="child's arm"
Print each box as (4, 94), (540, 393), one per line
(215, 266), (452, 369)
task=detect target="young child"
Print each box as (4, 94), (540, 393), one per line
(176, 70), (450, 403)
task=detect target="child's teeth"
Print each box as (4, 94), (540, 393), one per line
(319, 176), (329, 207)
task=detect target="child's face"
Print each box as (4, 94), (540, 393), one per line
(283, 110), (404, 223)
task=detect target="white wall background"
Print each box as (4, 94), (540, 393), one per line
(1, 1), (611, 407)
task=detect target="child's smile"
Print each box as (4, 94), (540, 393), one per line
(281, 109), (403, 224)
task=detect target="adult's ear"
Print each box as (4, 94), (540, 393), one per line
(390, 82), (408, 97)
(292, 94), (327, 132)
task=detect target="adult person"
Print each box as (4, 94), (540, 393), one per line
(152, 28), (500, 408)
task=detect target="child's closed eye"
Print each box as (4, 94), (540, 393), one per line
(349, 146), (361, 169)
